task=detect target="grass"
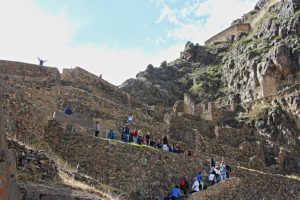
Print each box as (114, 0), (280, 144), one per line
(237, 101), (272, 121)
(58, 170), (122, 200)
(190, 65), (223, 98)
(100, 137), (161, 151)
(286, 175), (300, 181)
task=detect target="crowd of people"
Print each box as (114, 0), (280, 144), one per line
(63, 106), (232, 199)
(118, 124), (184, 154)
(163, 158), (231, 200)
(63, 106), (185, 154)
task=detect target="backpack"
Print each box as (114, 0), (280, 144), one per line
(180, 179), (185, 187)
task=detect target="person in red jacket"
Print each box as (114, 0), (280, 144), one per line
(132, 128), (138, 143)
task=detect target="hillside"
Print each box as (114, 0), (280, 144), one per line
(1, 0), (300, 200)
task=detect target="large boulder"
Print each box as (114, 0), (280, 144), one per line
(180, 42), (212, 64)
(270, 43), (293, 76)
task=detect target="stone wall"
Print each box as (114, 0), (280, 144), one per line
(183, 94), (195, 115)
(187, 177), (241, 200)
(188, 166), (300, 199)
(45, 120), (207, 197)
(0, 60), (60, 87)
(62, 67), (135, 107)
(0, 88), (22, 200)
(20, 183), (103, 200)
(232, 166), (300, 199)
(205, 23), (252, 45)
(8, 139), (58, 183)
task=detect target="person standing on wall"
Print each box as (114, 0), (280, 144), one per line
(37, 57), (47, 66)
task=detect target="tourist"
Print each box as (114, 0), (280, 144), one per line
(214, 162), (221, 183)
(163, 135), (168, 145)
(197, 172), (203, 181)
(162, 144), (169, 152)
(137, 129), (144, 144)
(132, 128), (138, 143)
(128, 113), (134, 125)
(179, 176), (189, 195)
(170, 186), (182, 200)
(169, 144), (174, 152)
(174, 144), (184, 153)
(142, 136), (147, 145)
(95, 121), (100, 137)
(191, 178), (200, 193)
(221, 161), (227, 181)
(210, 157), (216, 168)
(107, 129), (116, 139)
(209, 168), (216, 186)
(149, 136), (156, 146)
(64, 105), (73, 115)
(37, 57), (47, 66)
(122, 124), (130, 142)
(154, 139), (162, 148)
(226, 164), (231, 178)
(199, 179), (207, 191)
(146, 132), (151, 145)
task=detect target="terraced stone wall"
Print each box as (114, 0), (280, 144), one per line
(45, 119), (208, 197)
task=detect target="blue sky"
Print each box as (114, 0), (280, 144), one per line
(0, 0), (257, 85)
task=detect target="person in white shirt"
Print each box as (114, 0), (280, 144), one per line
(162, 144), (169, 151)
(191, 179), (200, 193)
(128, 113), (133, 125)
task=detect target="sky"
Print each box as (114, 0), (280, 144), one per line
(0, 0), (257, 85)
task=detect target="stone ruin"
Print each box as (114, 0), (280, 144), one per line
(205, 23), (252, 45)
(173, 93), (237, 121)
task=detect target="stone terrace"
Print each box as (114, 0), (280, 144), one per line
(44, 119), (208, 197)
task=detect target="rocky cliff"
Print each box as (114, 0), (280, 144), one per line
(122, 0), (300, 175)
(0, 0), (300, 199)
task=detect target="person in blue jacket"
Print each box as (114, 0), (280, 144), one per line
(64, 105), (73, 115)
(171, 185), (182, 200)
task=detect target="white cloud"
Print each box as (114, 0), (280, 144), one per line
(195, 1), (212, 17)
(157, 0), (257, 44)
(0, 0), (182, 86)
(156, 5), (180, 25)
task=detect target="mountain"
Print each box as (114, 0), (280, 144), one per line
(1, 0), (300, 199)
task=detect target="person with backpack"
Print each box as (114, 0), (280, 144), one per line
(191, 178), (200, 194)
(179, 176), (189, 195)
